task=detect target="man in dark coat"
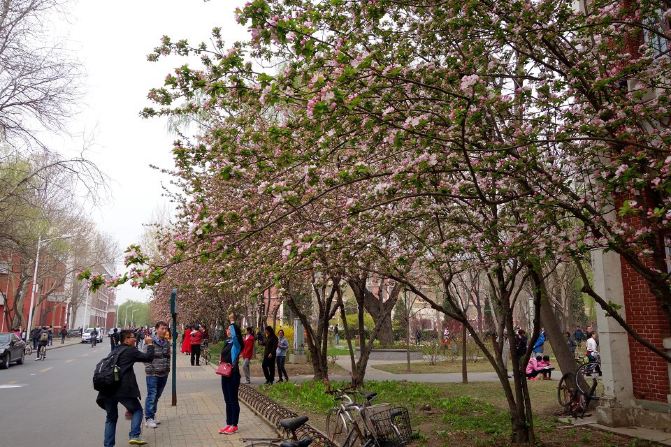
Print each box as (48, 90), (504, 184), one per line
(96, 329), (154, 446)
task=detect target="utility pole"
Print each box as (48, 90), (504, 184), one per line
(170, 288), (178, 406)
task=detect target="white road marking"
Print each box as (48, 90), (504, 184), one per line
(0, 384), (26, 389)
(39, 367), (53, 373)
(65, 359), (74, 363)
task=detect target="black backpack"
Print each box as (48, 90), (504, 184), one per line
(93, 348), (124, 392)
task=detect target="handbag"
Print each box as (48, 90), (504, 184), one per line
(216, 361), (233, 377)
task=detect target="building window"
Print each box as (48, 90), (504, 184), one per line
(643, 6), (671, 58)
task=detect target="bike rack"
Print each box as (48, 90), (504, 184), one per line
(238, 384), (337, 447)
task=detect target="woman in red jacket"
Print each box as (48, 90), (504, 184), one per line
(181, 325), (192, 355)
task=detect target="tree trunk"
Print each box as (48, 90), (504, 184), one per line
(361, 282), (398, 347)
(461, 323), (468, 383)
(531, 267), (577, 376)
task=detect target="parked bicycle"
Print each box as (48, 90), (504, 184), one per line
(241, 415), (312, 447)
(558, 352), (603, 417)
(201, 339), (210, 366)
(326, 387), (412, 447)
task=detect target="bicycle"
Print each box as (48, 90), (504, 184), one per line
(557, 353), (603, 417)
(326, 388), (412, 447)
(241, 415), (312, 447)
(201, 339), (210, 366)
(35, 344), (46, 361)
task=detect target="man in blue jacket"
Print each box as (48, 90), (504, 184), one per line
(96, 330), (154, 446)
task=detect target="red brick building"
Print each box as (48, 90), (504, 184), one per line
(0, 251), (68, 333)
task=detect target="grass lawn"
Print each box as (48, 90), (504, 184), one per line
(373, 360), (498, 374)
(257, 379), (657, 447)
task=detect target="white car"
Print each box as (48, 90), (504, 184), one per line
(81, 328), (103, 343)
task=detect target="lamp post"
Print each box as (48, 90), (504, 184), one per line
(26, 234), (72, 336)
(170, 288), (177, 406)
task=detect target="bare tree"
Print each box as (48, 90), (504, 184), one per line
(0, 0), (80, 149)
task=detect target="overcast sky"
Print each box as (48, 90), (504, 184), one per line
(56, 0), (249, 304)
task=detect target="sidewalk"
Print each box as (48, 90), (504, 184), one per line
(330, 355), (501, 383)
(143, 351), (276, 447)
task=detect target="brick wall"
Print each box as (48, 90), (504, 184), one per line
(620, 258), (670, 402)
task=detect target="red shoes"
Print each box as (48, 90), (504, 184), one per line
(219, 425), (238, 435)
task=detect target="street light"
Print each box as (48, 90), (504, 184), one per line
(26, 234), (72, 336)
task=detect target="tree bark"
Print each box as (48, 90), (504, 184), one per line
(461, 323), (468, 384)
(530, 267), (577, 376)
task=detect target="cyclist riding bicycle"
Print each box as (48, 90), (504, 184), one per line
(36, 326), (49, 360)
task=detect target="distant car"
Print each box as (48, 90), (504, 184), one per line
(81, 328), (103, 343)
(0, 332), (26, 369)
(67, 328), (82, 338)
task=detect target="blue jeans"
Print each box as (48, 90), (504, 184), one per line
(145, 375), (168, 420)
(103, 397), (143, 446)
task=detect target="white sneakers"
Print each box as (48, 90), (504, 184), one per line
(145, 419), (157, 429)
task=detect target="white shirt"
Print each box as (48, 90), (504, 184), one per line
(586, 337), (597, 353)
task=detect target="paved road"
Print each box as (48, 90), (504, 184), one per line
(0, 342), (153, 447)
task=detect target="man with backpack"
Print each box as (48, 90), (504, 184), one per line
(95, 329), (154, 446)
(36, 326), (49, 360)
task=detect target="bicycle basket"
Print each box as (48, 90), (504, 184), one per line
(368, 406), (412, 447)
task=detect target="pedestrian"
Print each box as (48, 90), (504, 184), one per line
(573, 326), (584, 345)
(60, 326), (67, 344)
(415, 328), (422, 345)
(31, 327), (40, 351)
(91, 327), (99, 348)
(515, 329), (528, 359)
(586, 331), (598, 362)
(96, 330), (155, 446)
(532, 328), (545, 354)
(190, 324), (204, 366)
(241, 327), (255, 384)
(219, 315), (243, 435)
(261, 326), (278, 385)
(47, 325), (53, 346)
(566, 331), (577, 357)
(181, 325), (192, 355)
(144, 321), (170, 429)
(276, 329), (289, 382)
(110, 328), (120, 351)
(334, 324), (339, 346)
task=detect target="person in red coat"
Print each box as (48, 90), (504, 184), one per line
(190, 324), (204, 366)
(181, 325), (192, 355)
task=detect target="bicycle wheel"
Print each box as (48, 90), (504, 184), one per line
(326, 409), (351, 446)
(575, 363), (603, 398)
(557, 372), (577, 408)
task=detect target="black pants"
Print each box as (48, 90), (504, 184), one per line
(191, 344), (201, 365)
(276, 356), (288, 381)
(221, 370), (241, 426)
(262, 355), (275, 383)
